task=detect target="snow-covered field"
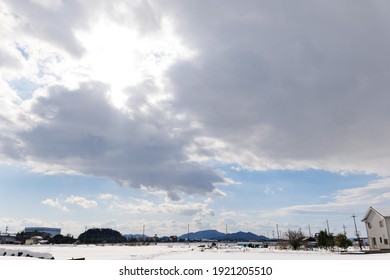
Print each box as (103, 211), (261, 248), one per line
(1, 243), (390, 260)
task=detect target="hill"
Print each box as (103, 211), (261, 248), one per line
(78, 228), (126, 244)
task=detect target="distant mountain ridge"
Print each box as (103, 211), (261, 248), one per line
(123, 234), (148, 240)
(178, 229), (268, 241)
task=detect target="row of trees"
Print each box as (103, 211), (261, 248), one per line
(15, 231), (78, 244)
(285, 229), (353, 250)
(15, 228), (124, 244)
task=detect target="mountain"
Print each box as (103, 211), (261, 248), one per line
(179, 230), (268, 241)
(123, 234), (148, 240)
(179, 230), (225, 241)
(228, 231), (266, 241)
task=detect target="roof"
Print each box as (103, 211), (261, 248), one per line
(362, 206), (390, 221)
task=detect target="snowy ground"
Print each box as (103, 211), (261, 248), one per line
(1, 243), (390, 260)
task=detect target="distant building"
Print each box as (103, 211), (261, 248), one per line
(362, 206), (390, 250)
(302, 237), (317, 249)
(24, 227), (61, 237)
(0, 234), (16, 244)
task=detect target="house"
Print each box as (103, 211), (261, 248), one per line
(25, 236), (43, 245)
(302, 237), (317, 249)
(362, 206), (390, 250)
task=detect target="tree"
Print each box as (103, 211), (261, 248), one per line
(77, 228), (126, 244)
(316, 230), (335, 250)
(335, 234), (352, 250)
(285, 230), (305, 250)
(49, 234), (77, 244)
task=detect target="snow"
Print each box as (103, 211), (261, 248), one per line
(1, 243), (390, 260)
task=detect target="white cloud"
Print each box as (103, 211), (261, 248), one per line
(261, 178), (390, 218)
(98, 193), (115, 200)
(111, 198), (214, 217)
(264, 187), (273, 195)
(212, 189), (226, 197)
(264, 186), (283, 195)
(65, 195), (97, 209)
(41, 198), (69, 212)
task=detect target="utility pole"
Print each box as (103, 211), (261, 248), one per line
(83, 226), (87, 244)
(187, 224), (190, 245)
(5, 226), (8, 235)
(225, 224), (228, 243)
(352, 214), (362, 251)
(326, 220), (330, 234)
(343, 225), (347, 235)
(276, 224), (280, 239)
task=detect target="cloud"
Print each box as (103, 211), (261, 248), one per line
(164, 0), (390, 176)
(41, 198), (69, 212)
(3, 0), (390, 208)
(98, 193), (115, 200)
(261, 178), (390, 218)
(0, 0), (225, 198)
(264, 187), (273, 195)
(264, 186), (283, 195)
(65, 195), (97, 209)
(112, 199), (214, 217)
(0, 81), (224, 196)
(2, 0), (92, 57)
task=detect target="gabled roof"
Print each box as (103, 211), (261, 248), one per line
(362, 206), (390, 221)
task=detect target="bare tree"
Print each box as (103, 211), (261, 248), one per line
(285, 230), (305, 250)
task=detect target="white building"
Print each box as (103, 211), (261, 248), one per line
(362, 207), (390, 250)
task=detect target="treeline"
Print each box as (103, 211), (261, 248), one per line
(15, 228), (125, 245)
(15, 231), (77, 244)
(282, 229), (353, 251)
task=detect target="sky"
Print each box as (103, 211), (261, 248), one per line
(1, 0), (390, 238)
